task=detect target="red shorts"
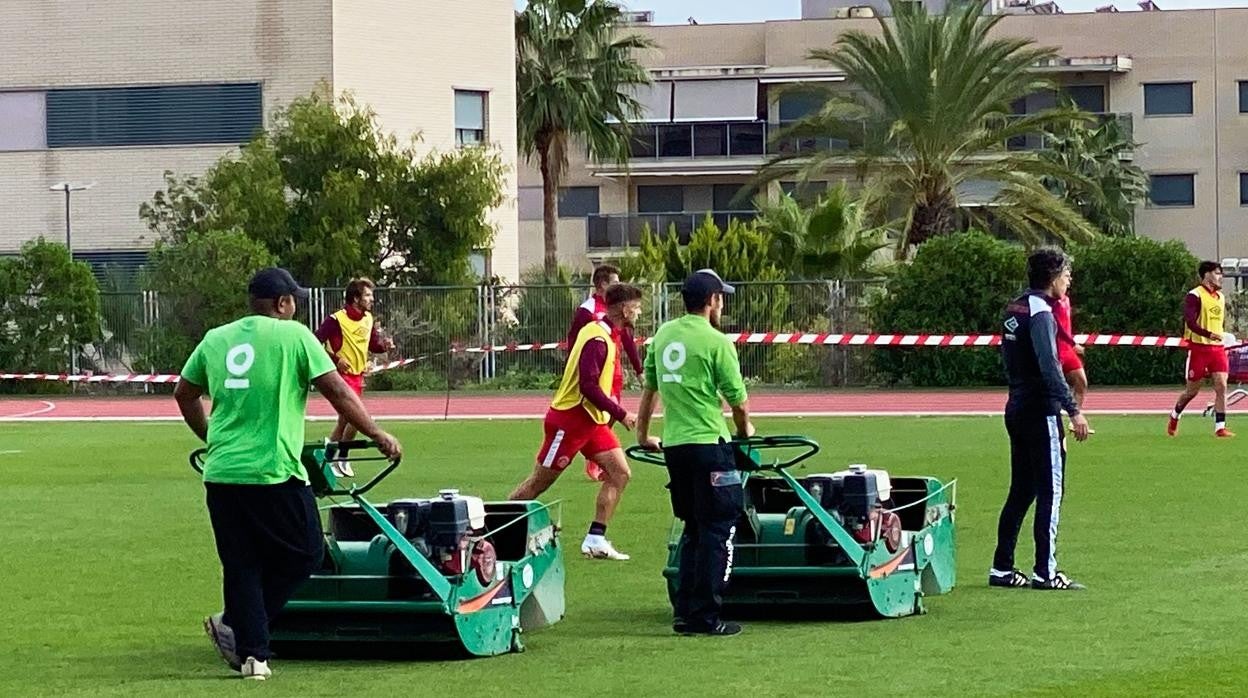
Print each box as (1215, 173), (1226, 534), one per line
(536, 407), (619, 472)
(341, 372), (365, 396)
(1058, 348), (1083, 375)
(1186, 345), (1229, 382)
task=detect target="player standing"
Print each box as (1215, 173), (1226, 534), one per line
(511, 284), (645, 561)
(568, 264), (644, 482)
(1168, 261), (1236, 438)
(1052, 294), (1087, 410)
(315, 278), (395, 477)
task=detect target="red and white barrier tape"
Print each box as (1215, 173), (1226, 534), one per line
(0, 332), (1198, 384)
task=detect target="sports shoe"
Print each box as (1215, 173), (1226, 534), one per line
(203, 613), (241, 671)
(585, 461), (607, 482)
(1031, 571), (1086, 590)
(330, 461), (355, 478)
(240, 657), (272, 681)
(988, 568), (1029, 588)
(683, 621), (743, 637)
(1167, 416), (1179, 437)
(1216, 428), (1236, 438)
(672, 619), (689, 634)
(581, 537), (630, 560)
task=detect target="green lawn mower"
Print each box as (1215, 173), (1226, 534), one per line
(626, 435), (956, 619)
(190, 440), (565, 657)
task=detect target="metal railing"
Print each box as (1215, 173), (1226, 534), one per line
(616, 120), (859, 161)
(586, 211), (758, 249)
(17, 280), (886, 391)
(1006, 112), (1133, 151)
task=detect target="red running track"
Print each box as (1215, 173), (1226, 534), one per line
(0, 388), (1208, 421)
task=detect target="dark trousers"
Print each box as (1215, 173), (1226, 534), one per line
(992, 413), (1067, 580)
(205, 478), (323, 661)
(664, 442), (745, 631)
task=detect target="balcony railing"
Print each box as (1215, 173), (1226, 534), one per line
(587, 211), (758, 249)
(616, 121), (858, 161)
(609, 113), (1134, 160)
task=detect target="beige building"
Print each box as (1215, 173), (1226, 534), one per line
(519, 7), (1248, 273)
(0, 0), (520, 281)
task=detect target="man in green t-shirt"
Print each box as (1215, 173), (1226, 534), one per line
(174, 267), (400, 681)
(636, 269), (754, 638)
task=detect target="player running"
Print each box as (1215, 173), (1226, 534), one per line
(511, 284), (645, 561)
(1169, 261), (1237, 438)
(314, 278), (395, 477)
(568, 264), (643, 483)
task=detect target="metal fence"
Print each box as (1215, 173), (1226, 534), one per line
(37, 280), (885, 390)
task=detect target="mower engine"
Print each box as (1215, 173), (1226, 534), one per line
(389, 489), (497, 585)
(805, 465), (903, 553)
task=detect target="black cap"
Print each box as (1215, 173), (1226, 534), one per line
(681, 268), (734, 307)
(248, 267), (309, 300)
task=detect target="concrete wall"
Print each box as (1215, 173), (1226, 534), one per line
(332, 0), (520, 280)
(0, 0), (334, 252)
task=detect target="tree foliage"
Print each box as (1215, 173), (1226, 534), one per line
(0, 239), (101, 374)
(517, 0), (655, 274)
(140, 88), (505, 287)
(753, 187), (892, 279)
(1041, 116), (1148, 238)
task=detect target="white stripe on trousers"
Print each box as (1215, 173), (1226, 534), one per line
(541, 429), (566, 469)
(1045, 416), (1064, 579)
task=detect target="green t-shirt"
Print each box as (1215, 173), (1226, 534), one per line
(644, 314), (749, 447)
(180, 315), (337, 485)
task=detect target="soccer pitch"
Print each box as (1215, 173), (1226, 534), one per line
(3, 415), (1243, 696)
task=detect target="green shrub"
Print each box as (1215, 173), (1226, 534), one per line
(1068, 236), (1197, 385)
(869, 231), (1025, 386)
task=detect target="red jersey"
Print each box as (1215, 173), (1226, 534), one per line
(1053, 296), (1075, 348)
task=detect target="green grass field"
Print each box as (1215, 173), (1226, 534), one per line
(3, 416), (1244, 696)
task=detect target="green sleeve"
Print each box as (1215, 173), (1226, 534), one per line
(715, 337), (748, 407)
(300, 325), (338, 383)
(180, 341), (208, 388)
(643, 339), (659, 391)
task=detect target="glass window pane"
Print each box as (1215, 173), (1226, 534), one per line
(656, 124), (692, 157)
(778, 90), (827, 123)
(1240, 173), (1248, 206)
(557, 187), (600, 218)
(638, 185), (684, 213)
(1066, 85), (1106, 113)
(45, 83), (262, 147)
(1239, 82), (1248, 114)
(713, 184), (749, 211)
(1149, 174), (1195, 206)
(454, 90), (486, 129)
(1143, 83), (1193, 116)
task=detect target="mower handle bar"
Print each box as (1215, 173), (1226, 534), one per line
(625, 435), (820, 471)
(189, 440), (401, 497)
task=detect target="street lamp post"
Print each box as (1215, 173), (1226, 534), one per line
(48, 181), (95, 255)
(47, 181), (96, 379)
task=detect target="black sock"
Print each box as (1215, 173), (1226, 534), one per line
(1173, 404), (1186, 417)
(588, 521), (607, 537)
(1216, 412), (1227, 425)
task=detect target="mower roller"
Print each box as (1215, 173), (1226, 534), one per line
(190, 440), (565, 657)
(626, 435), (956, 619)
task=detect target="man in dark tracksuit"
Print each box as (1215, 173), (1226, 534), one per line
(990, 249), (1092, 592)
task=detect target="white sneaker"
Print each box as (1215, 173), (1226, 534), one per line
(203, 613), (241, 671)
(330, 461), (355, 478)
(582, 537), (630, 561)
(240, 657), (272, 680)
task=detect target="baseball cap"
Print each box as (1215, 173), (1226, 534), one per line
(248, 267), (309, 300)
(682, 268), (735, 297)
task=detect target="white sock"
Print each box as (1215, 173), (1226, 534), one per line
(1216, 420), (1227, 431)
(583, 534), (605, 546)
(1171, 410), (1182, 420)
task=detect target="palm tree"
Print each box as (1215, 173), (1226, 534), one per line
(765, 0), (1097, 257)
(753, 186), (892, 279)
(1041, 115), (1148, 237)
(516, 0), (654, 276)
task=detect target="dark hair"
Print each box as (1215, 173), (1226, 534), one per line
(1026, 248), (1070, 290)
(592, 264), (620, 288)
(605, 283), (643, 306)
(345, 277), (375, 304)
(1198, 261), (1222, 278)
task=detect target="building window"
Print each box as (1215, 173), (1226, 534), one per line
(1148, 174), (1195, 207)
(454, 90), (487, 146)
(713, 183), (750, 211)
(780, 180), (828, 205)
(777, 90), (827, 124)
(45, 83), (262, 148)
(558, 187), (600, 218)
(1143, 82), (1193, 116)
(1239, 81), (1248, 114)
(0, 92), (47, 151)
(638, 185), (685, 213)
(1065, 85), (1106, 113)
(1240, 173), (1248, 206)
